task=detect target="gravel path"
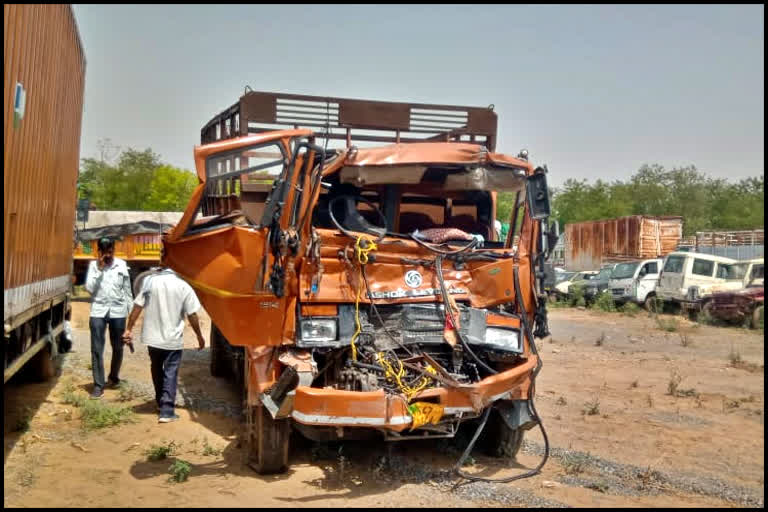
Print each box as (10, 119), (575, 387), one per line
(522, 441), (765, 507)
(62, 328), (243, 420)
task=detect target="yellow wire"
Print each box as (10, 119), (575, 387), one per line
(350, 235), (377, 361)
(349, 235), (437, 401)
(376, 352), (437, 402)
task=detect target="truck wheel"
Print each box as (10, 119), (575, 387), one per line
(477, 408), (525, 459)
(210, 324), (229, 378)
(30, 345), (57, 382)
(644, 294), (657, 313)
(752, 306), (764, 330)
(244, 404), (290, 474)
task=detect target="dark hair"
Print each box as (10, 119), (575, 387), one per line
(97, 237), (114, 252)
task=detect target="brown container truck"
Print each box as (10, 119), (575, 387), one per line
(4, 4), (86, 383)
(163, 90), (556, 475)
(564, 215), (683, 271)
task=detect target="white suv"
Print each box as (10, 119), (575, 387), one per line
(656, 252), (751, 310)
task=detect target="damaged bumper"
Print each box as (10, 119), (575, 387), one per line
(289, 355), (536, 432)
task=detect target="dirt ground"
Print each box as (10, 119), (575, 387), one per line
(4, 301), (764, 508)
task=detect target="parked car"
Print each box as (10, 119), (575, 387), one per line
(608, 258), (663, 310)
(702, 259), (764, 327)
(656, 252), (763, 315)
(734, 258), (765, 288)
(706, 286), (764, 329)
(583, 264), (617, 304)
(553, 271), (597, 299)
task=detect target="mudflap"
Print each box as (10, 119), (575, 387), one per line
(495, 399), (537, 432)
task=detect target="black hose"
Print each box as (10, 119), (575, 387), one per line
(450, 266), (549, 484)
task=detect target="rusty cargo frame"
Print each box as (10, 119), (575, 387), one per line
(565, 215), (683, 271)
(201, 89), (498, 149)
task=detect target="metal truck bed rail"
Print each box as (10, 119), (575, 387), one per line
(201, 89), (498, 150)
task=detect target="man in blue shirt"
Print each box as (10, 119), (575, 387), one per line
(84, 237), (133, 399)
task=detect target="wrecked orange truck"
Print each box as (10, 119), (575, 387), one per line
(163, 91), (556, 474)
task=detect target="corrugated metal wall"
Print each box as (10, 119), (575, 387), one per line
(565, 216), (683, 271)
(4, 4), (86, 319)
(693, 246), (764, 260)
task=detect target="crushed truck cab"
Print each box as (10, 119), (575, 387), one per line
(163, 91), (554, 474)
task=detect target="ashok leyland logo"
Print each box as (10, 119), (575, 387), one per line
(405, 270), (422, 288)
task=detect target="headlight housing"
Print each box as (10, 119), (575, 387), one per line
(484, 327), (522, 353)
(299, 318), (338, 343)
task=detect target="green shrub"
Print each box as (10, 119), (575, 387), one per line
(621, 302), (642, 316)
(568, 284), (585, 307)
(591, 292), (616, 312)
(145, 440), (180, 461)
(80, 400), (135, 430)
(168, 459), (192, 483)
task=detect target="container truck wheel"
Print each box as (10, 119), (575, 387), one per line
(30, 345), (57, 382)
(476, 408), (525, 460)
(244, 404), (290, 474)
(209, 324), (229, 378)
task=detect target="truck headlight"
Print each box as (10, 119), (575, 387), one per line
(300, 319), (337, 342)
(484, 328), (522, 352)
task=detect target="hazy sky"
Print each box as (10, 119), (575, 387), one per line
(72, 4), (764, 187)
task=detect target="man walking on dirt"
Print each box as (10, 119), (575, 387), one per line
(85, 237), (133, 399)
(122, 267), (205, 423)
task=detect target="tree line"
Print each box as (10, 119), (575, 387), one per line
(498, 164), (764, 236)
(77, 140), (197, 212)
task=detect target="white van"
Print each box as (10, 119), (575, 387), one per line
(656, 252), (745, 308)
(608, 258), (663, 309)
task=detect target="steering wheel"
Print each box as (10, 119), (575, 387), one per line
(328, 195), (388, 242)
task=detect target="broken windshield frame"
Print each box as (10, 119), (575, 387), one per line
(183, 140), (289, 236)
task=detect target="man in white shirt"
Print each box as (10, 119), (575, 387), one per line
(122, 267), (206, 423)
(85, 237), (133, 399)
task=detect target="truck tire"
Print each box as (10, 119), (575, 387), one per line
(244, 404), (290, 474)
(752, 305), (764, 330)
(209, 324), (229, 378)
(477, 408), (525, 459)
(30, 345), (57, 382)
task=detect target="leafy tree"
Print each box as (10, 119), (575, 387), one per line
(78, 141), (197, 211)
(143, 165), (198, 211)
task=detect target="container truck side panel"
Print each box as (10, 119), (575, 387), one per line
(3, 4), (85, 321)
